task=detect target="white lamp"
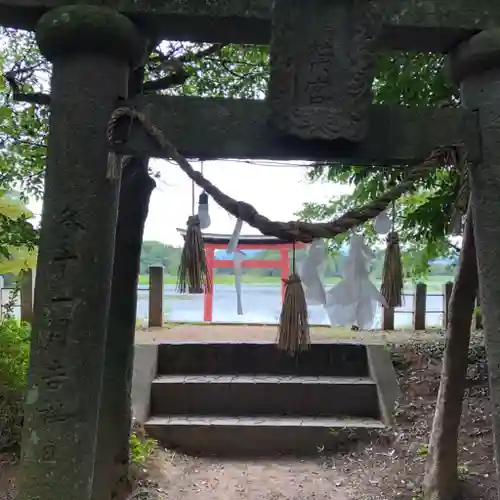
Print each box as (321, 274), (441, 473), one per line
(197, 190), (211, 229)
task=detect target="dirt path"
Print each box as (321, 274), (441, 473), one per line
(145, 453), (357, 500)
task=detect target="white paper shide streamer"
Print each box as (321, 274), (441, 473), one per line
(326, 234), (387, 329)
(227, 218), (245, 315)
(301, 234), (387, 329)
(299, 239), (327, 305)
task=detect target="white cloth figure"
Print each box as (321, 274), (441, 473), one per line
(227, 218), (244, 315)
(326, 233), (387, 329)
(299, 239), (327, 305)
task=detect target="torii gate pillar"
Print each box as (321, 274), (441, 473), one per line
(18, 6), (145, 499)
(451, 29), (500, 499)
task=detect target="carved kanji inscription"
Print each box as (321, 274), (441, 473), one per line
(38, 401), (77, 425)
(40, 358), (68, 391)
(268, 0), (382, 143)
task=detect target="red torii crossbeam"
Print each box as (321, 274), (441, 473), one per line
(178, 229), (306, 322)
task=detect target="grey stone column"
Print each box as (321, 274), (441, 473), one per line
(18, 6), (145, 500)
(451, 29), (500, 492)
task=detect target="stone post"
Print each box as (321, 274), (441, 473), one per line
(413, 283), (427, 331)
(20, 268), (33, 324)
(149, 265), (165, 327)
(18, 6), (145, 500)
(451, 28), (500, 494)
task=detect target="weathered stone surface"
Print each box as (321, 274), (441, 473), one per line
(17, 6), (143, 500)
(36, 4), (146, 67)
(268, 0), (381, 143)
(115, 95), (481, 165)
(19, 58), (125, 499)
(453, 29), (500, 499)
(2, 0), (500, 51)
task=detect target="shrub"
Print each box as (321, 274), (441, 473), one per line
(0, 319), (30, 451)
(0, 319), (156, 464)
(130, 429), (156, 466)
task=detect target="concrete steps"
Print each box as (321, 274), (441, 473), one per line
(155, 341), (370, 377)
(135, 341), (399, 456)
(150, 374), (379, 417)
(145, 415), (385, 455)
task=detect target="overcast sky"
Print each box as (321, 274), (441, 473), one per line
(28, 158), (352, 247)
(142, 159), (352, 246)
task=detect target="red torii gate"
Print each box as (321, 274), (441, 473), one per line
(178, 229), (306, 322)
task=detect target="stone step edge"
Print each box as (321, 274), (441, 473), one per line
(145, 415), (386, 429)
(156, 340), (365, 346)
(152, 374), (376, 385)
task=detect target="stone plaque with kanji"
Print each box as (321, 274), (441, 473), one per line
(268, 0), (382, 143)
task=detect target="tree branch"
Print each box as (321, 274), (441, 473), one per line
(447, 240), (461, 253)
(9, 137), (46, 149)
(143, 43), (227, 92)
(148, 43), (225, 66)
(4, 71), (50, 105)
(12, 92), (50, 105)
(143, 66), (189, 93)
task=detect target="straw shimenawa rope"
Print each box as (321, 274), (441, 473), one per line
(107, 107), (464, 244)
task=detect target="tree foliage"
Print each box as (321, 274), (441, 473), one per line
(0, 32), (269, 262)
(140, 240), (182, 276)
(0, 29), (47, 261)
(154, 42), (269, 98)
(1, 29), (48, 199)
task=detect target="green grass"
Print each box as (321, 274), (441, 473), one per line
(138, 273), (455, 292)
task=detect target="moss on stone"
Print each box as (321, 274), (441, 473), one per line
(115, 0), (270, 17)
(36, 4), (146, 67)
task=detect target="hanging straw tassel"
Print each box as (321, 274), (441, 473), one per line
(176, 215), (211, 294)
(380, 231), (404, 308)
(277, 243), (310, 355)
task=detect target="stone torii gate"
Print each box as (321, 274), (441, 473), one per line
(2, 0), (500, 498)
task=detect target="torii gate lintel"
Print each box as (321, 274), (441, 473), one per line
(1, 0), (499, 51)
